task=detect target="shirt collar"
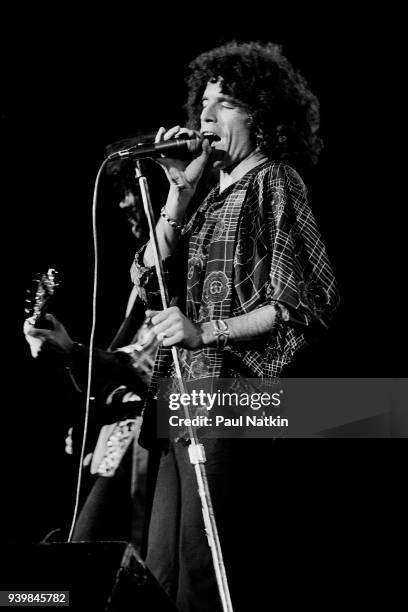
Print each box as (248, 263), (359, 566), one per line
(219, 151), (269, 193)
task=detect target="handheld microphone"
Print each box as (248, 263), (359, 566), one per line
(108, 134), (218, 161)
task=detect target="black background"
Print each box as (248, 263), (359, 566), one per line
(1, 7), (405, 552)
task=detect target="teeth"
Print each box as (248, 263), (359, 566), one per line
(202, 132), (221, 142)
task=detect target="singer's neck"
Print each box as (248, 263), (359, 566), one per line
(219, 150), (268, 193)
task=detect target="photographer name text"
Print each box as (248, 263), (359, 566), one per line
(168, 415), (288, 428)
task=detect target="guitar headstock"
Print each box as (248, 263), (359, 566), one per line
(25, 268), (60, 325)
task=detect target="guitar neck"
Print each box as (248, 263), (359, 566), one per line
(25, 268), (59, 326)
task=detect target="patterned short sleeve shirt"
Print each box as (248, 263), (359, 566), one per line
(131, 161), (339, 444)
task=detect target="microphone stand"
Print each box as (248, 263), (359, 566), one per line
(134, 160), (233, 612)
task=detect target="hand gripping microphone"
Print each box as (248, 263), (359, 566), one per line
(107, 133), (218, 161)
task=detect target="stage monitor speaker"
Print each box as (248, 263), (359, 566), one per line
(0, 541), (178, 611)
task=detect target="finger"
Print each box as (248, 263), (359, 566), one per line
(163, 125), (181, 141)
(156, 320), (181, 339)
(26, 327), (39, 337)
(145, 310), (160, 322)
(151, 307), (179, 326)
(154, 127), (166, 143)
(23, 319), (34, 334)
(158, 319), (183, 341)
(27, 328), (49, 339)
(201, 138), (212, 156)
(83, 453), (92, 467)
(193, 137), (212, 163)
(176, 127), (198, 139)
(150, 310), (168, 325)
(162, 330), (184, 347)
(153, 319), (181, 338)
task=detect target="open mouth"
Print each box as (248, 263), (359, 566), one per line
(201, 132), (221, 145)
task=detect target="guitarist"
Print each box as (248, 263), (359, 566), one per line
(24, 282), (157, 547)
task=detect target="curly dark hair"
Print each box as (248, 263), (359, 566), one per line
(185, 41), (323, 170)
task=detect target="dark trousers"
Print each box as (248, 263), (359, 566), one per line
(146, 438), (281, 612)
(72, 446), (134, 543)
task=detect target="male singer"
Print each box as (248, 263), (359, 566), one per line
(132, 41), (339, 611)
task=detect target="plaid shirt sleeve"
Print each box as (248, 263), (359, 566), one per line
(235, 162), (339, 328)
(266, 164), (339, 328)
(226, 162), (339, 378)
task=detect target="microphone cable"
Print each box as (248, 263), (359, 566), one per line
(67, 156), (110, 542)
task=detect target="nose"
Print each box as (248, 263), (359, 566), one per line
(200, 102), (217, 124)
